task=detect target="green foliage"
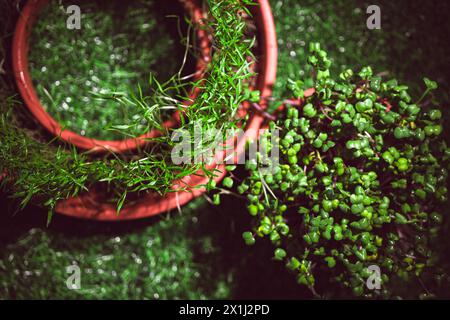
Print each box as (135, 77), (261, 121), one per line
(28, 0), (187, 140)
(1, 0), (450, 299)
(0, 200), (233, 299)
(234, 43), (449, 297)
(0, 0), (255, 219)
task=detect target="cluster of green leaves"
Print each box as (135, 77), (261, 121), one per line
(0, 0), (255, 219)
(233, 43), (449, 297)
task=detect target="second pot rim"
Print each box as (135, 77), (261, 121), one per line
(55, 0), (279, 221)
(12, 0), (211, 153)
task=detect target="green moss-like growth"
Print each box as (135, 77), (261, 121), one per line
(0, 199), (233, 299)
(28, 0), (191, 140)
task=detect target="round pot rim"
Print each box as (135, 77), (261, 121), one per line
(15, 0), (278, 221)
(12, 0), (210, 153)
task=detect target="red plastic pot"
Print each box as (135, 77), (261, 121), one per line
(12, 0), (278, 220)
(12, 0), (210, 153)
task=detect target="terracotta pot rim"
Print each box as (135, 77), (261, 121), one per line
(9, 0), (278, 221)
(12, 0), (210, 153)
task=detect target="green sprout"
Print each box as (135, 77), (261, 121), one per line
(226, 43), (449, 298)
(0, 0), (256, 221)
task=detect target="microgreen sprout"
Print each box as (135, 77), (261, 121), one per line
(227, 43), (449, 298)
